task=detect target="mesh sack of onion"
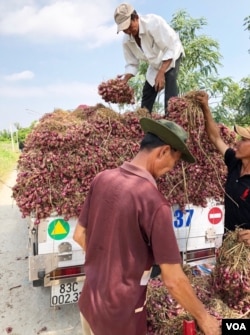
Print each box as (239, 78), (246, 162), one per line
(210, 227), (250, 314)
(98, 77), (135, 104)
(12, 91), (235, 223)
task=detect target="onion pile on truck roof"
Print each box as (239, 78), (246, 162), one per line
(12, 92), (236, 223)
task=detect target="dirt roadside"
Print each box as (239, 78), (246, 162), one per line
(0, 169), (82, 335)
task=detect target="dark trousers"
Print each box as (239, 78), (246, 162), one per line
(141, 55), (182, 115)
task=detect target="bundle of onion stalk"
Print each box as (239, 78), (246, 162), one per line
(211, 228), (250, 314)
(159, 91), (236, 210)
(98, 77), (135, 104)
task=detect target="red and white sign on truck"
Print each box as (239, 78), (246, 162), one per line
(207, 207), (223, 225)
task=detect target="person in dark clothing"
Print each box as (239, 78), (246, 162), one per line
(196, 91), (250, 245)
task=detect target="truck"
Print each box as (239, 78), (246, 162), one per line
(27, 216), (85, 306)
(13, 102), (233, 307)
(27, 198), (224, 307)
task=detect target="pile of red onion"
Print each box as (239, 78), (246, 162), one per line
(12, 93), (236, 223)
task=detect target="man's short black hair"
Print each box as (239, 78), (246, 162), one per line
(140, 132), (166, 150)
(131, 10), (138, 20)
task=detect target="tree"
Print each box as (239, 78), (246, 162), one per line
(171, 10), (222, 94)
(212, 77), (250, 126)
(210, 15), (250, 126)
(0, 124), (34, 143)
(0, 129), (11, 141)
(239, 77), (250, 117)
(244, 15), (250, 53)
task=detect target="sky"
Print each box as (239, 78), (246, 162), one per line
(0, 0), (249, 131)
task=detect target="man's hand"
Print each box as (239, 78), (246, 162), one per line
(195, 91), (209, 108)
(155, 59), (172, 91)
(160, 263), (221, 335)
(238, 229), (250, 246)
(195, 90), (228, 155)
(155, 71), (165, 92)
(196, 314), (222, 335)
(117, 73), (134, 84)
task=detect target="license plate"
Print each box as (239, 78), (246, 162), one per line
(51, 280), (84, 306)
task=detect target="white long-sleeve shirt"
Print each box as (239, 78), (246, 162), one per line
(122, 13), (184, 87)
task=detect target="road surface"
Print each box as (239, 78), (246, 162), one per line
(0, 169), (82, 335)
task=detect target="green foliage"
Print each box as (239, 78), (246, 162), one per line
(244, 15), (250, 31)
(0, 142), (19, 183)
(18, 127), (32, 143)
(239, 77), (250, 115)
(171, 10), (222, 94)
(129, 70), (146, 107)
(244, 15), (250, 53)
(0, 124), (34, 142)
(211, 15), (250, 124)
(0, 129), (11, 141)
(0, 122), (36, 182)
(230, 78), (250, 125)
(211, 76), (250, 125)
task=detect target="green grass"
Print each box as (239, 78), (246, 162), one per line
(0, 141), (19, 184)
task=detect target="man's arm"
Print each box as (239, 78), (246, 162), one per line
(160, 263), (221, 335)
(195, 91), (228, 156)
(73, 223), (87, 252)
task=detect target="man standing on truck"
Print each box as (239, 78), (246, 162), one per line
(114, 3), (184, 115)
(73, 117), (221, 335)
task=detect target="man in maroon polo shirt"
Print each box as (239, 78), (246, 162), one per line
(73, 118), (221, 335)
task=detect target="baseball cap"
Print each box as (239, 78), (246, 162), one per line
(114, 3), (134, 33)
(140, 117), (195, 163)
(234, 125), (250, 139)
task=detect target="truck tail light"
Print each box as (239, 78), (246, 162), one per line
(49, 265), (85, 280)
(182, 248), (215, 263)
